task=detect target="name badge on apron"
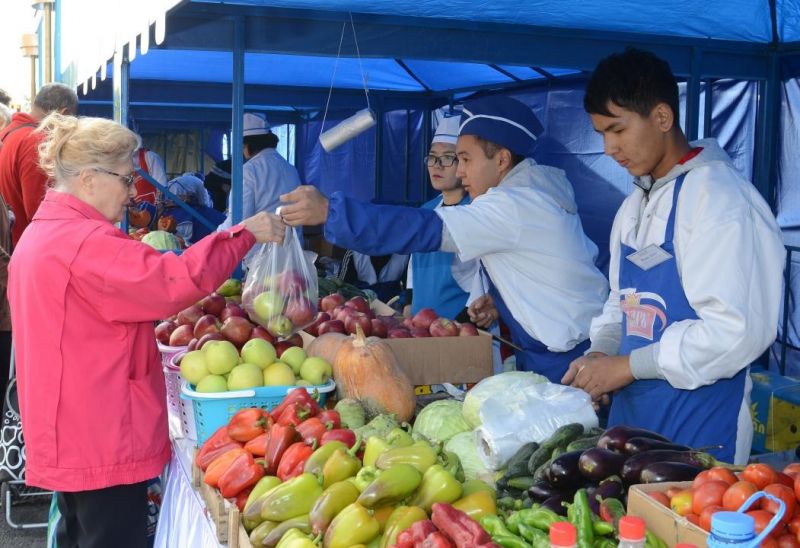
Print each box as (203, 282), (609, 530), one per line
(626, 244), (672, 271)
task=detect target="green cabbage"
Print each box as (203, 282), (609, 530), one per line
(141, 230), (182, 251)
(444, 431), (492, 483)
(462, 371), (548, 428)
(412, 400), (471, 444)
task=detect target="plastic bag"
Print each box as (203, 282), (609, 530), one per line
(474, 382), (598, 470)
(242, 227), (319, 338)
(462, 371), (549, 428)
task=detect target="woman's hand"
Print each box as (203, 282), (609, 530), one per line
(240, 212), (286, 244)
(468, 294), (498, 328)
(279, 185), (329, 226)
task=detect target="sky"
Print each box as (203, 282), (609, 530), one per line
(0, 2), (40, 108)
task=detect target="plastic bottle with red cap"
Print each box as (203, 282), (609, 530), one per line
(549, 521), (577, 548)
(618, 516), (646, 548)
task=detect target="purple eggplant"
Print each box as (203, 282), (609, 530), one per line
(598, 426), (670, 453)
(547, 450), (585, 488)
(623, 437), (691, 456)
(640, 462), (705, 483)
(541, 493), (572, 516)
(527, 480), (563, 502)
(594, 475), (624, 501)
(578, 447), (627, 481)
(621, 450), (718, 485)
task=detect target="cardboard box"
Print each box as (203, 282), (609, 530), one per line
(627, 482), (709, 547)
(303, 300), (494, 386)
(750, 368), (800, 452)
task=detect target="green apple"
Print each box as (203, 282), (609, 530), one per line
(263, 361), (296, 386)
(281, 346), (307, 375)
(253, 290), (284, 321)
(240, 338), (277, 369)
(203, 340), (239, 375)
(267, 315), (293, 337)
(179, 350), (209, 385)
(300, 356), (332, 385)
(294, 380), (312, 387)
(227, 363), (264, 390)
(196, 374), (228, 393)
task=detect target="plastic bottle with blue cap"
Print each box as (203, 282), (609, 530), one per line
(707, 491), (786, 548)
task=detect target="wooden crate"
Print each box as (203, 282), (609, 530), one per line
(192, 455), (232, 545)
(226, 505), (252, 548)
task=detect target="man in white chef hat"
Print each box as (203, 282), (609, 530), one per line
(280, 96), (608, 382)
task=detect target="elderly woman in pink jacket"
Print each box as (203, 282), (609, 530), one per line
(7, 113), (285, 547)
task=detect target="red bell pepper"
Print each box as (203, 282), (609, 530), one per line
(296, 417), (327, 446)
(218, 451), (265, 498)
(318, 409), (341, 430)
(204, 447), (248, 488)
(244, 432), (269, 457)
(422, 531), (456, 548)
(227, 408), (269, 442)
(264, 423), (298, 475)
(276, 441), (315, 481)
(195, 425), (238, 468)
(431, 503), (493, 547)
(320, 428), (357, 449)
(396, 520), (439, 548)
(235, 487), (253, 512)
(196, 441), (243, 471)
(275, 402), (313, 427)
(269, 388), (321, 421)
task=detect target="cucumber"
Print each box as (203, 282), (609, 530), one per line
(566, 434), (602, 453)
(507, 476), (536, 490)
(533, 456), (554, 482)
(551, 446), (565, 460)
(505, 442), (539, 479)
(527, 423), (585, 475)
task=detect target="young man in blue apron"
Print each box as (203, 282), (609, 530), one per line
(564, 48), (784, 464)
(279, 96), (608, 383)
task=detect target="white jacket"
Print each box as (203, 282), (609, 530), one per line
(588, 139), (785, 388)
(437, 158), (609, 351)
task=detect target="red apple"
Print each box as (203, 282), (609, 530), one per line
(410, 327), (431, 338)
(196, 332), (225, 350)
(187, 338), (199, 351)
(377, 315), (400, 329)
(331, 305), (350, 322)
(459, 322), (480, 336)
(277, 271), (308, 295)
(370, 318), (388, 338)
(155, 321), (177, 345)
(199, 293), (226, 317)
(402, 317), (415, 329)
(176, 304), (203, 326)
(285, 297), (316, 327)
(220, 302), (247, 322)
(429, 317), (459, 337)
(412, 308), (438, 330)
(194, 314), (221, 338)
(345, 296), (371, 315)
(388, 328), (412, 338)
(318, 320), (346, 335)
(345, 313), (372, 337)
(320, 293), (345, 313)
(169, 324), (194, 347)
(274, 340), (294, 357)
(286, 333), (304, 348)
(305, 312), (331, 337)
(250, 325), (275, 344)
(220, 316), (253, 346)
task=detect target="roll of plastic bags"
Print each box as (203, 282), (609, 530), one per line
(474, 382), (598, 470)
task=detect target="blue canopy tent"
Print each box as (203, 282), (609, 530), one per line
(56, 0), (800, 371)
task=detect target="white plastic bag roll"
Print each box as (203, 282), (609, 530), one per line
(319, 108), (377, 152)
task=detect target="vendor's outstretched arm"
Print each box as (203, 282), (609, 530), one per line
(281, 186), (443, 255)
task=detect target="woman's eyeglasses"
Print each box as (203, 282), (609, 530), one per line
(95, 167), (136, 188)
(424, 154), (458, 168)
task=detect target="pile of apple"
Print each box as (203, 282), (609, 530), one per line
(305, 294), (480, 339)
(244, 270), (318, 339)
(179, 337), (333, 393)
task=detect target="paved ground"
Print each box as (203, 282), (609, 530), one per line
(0, 484), (50, 548)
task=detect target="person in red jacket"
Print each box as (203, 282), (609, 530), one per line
(0, 83), (78, 246)
(7, 113), (286, 547)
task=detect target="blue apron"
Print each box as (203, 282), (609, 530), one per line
(609, 174), (745, 462)
(484, 268), (589, 383)
(412, 195), (471, 319)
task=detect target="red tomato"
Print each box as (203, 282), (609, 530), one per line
(707, 467), (738, 486)
(778, 534), (800, 548)
(666, 486), (685, 499)
(699, 505), (724, 532)
(763, 538), (778, 548)
(692, 470), (713, 489)
(685, 513), (701, 527)
(723, 481), (759, 511)
(784, 463), (800, 478)
(777, 472), (796, 488)
(693, 480), (730, 516)
(742, 463), (779, 490)
(671, 489), (694, 517)
(789, 515), (800, 536)
(764, 484), (797, 524)
(748, 510), (779, 538)
(648, 491), (670, 508)
(795, 475), (800, 503)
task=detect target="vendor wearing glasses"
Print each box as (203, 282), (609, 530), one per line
(404, 113), (478, 320)
(280, 96), (609, 382)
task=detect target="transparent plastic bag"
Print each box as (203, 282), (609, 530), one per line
(242, 227), (319, 338)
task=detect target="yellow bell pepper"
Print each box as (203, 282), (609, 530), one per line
(453, 490), (497, 521)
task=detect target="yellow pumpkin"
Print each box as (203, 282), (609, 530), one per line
(333, 326), (415, 422)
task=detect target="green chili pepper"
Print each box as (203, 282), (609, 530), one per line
(493, 534), (532, 548)
(569, 489), (594, 548)
(520, 507), (561, 531)
(518, 523), (549, 548)
(480, 515), (515, 538)
(592, 520), (615, 537)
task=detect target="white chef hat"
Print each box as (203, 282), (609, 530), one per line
(432, 113), (461, 145)
(243, 112), (271, 137)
